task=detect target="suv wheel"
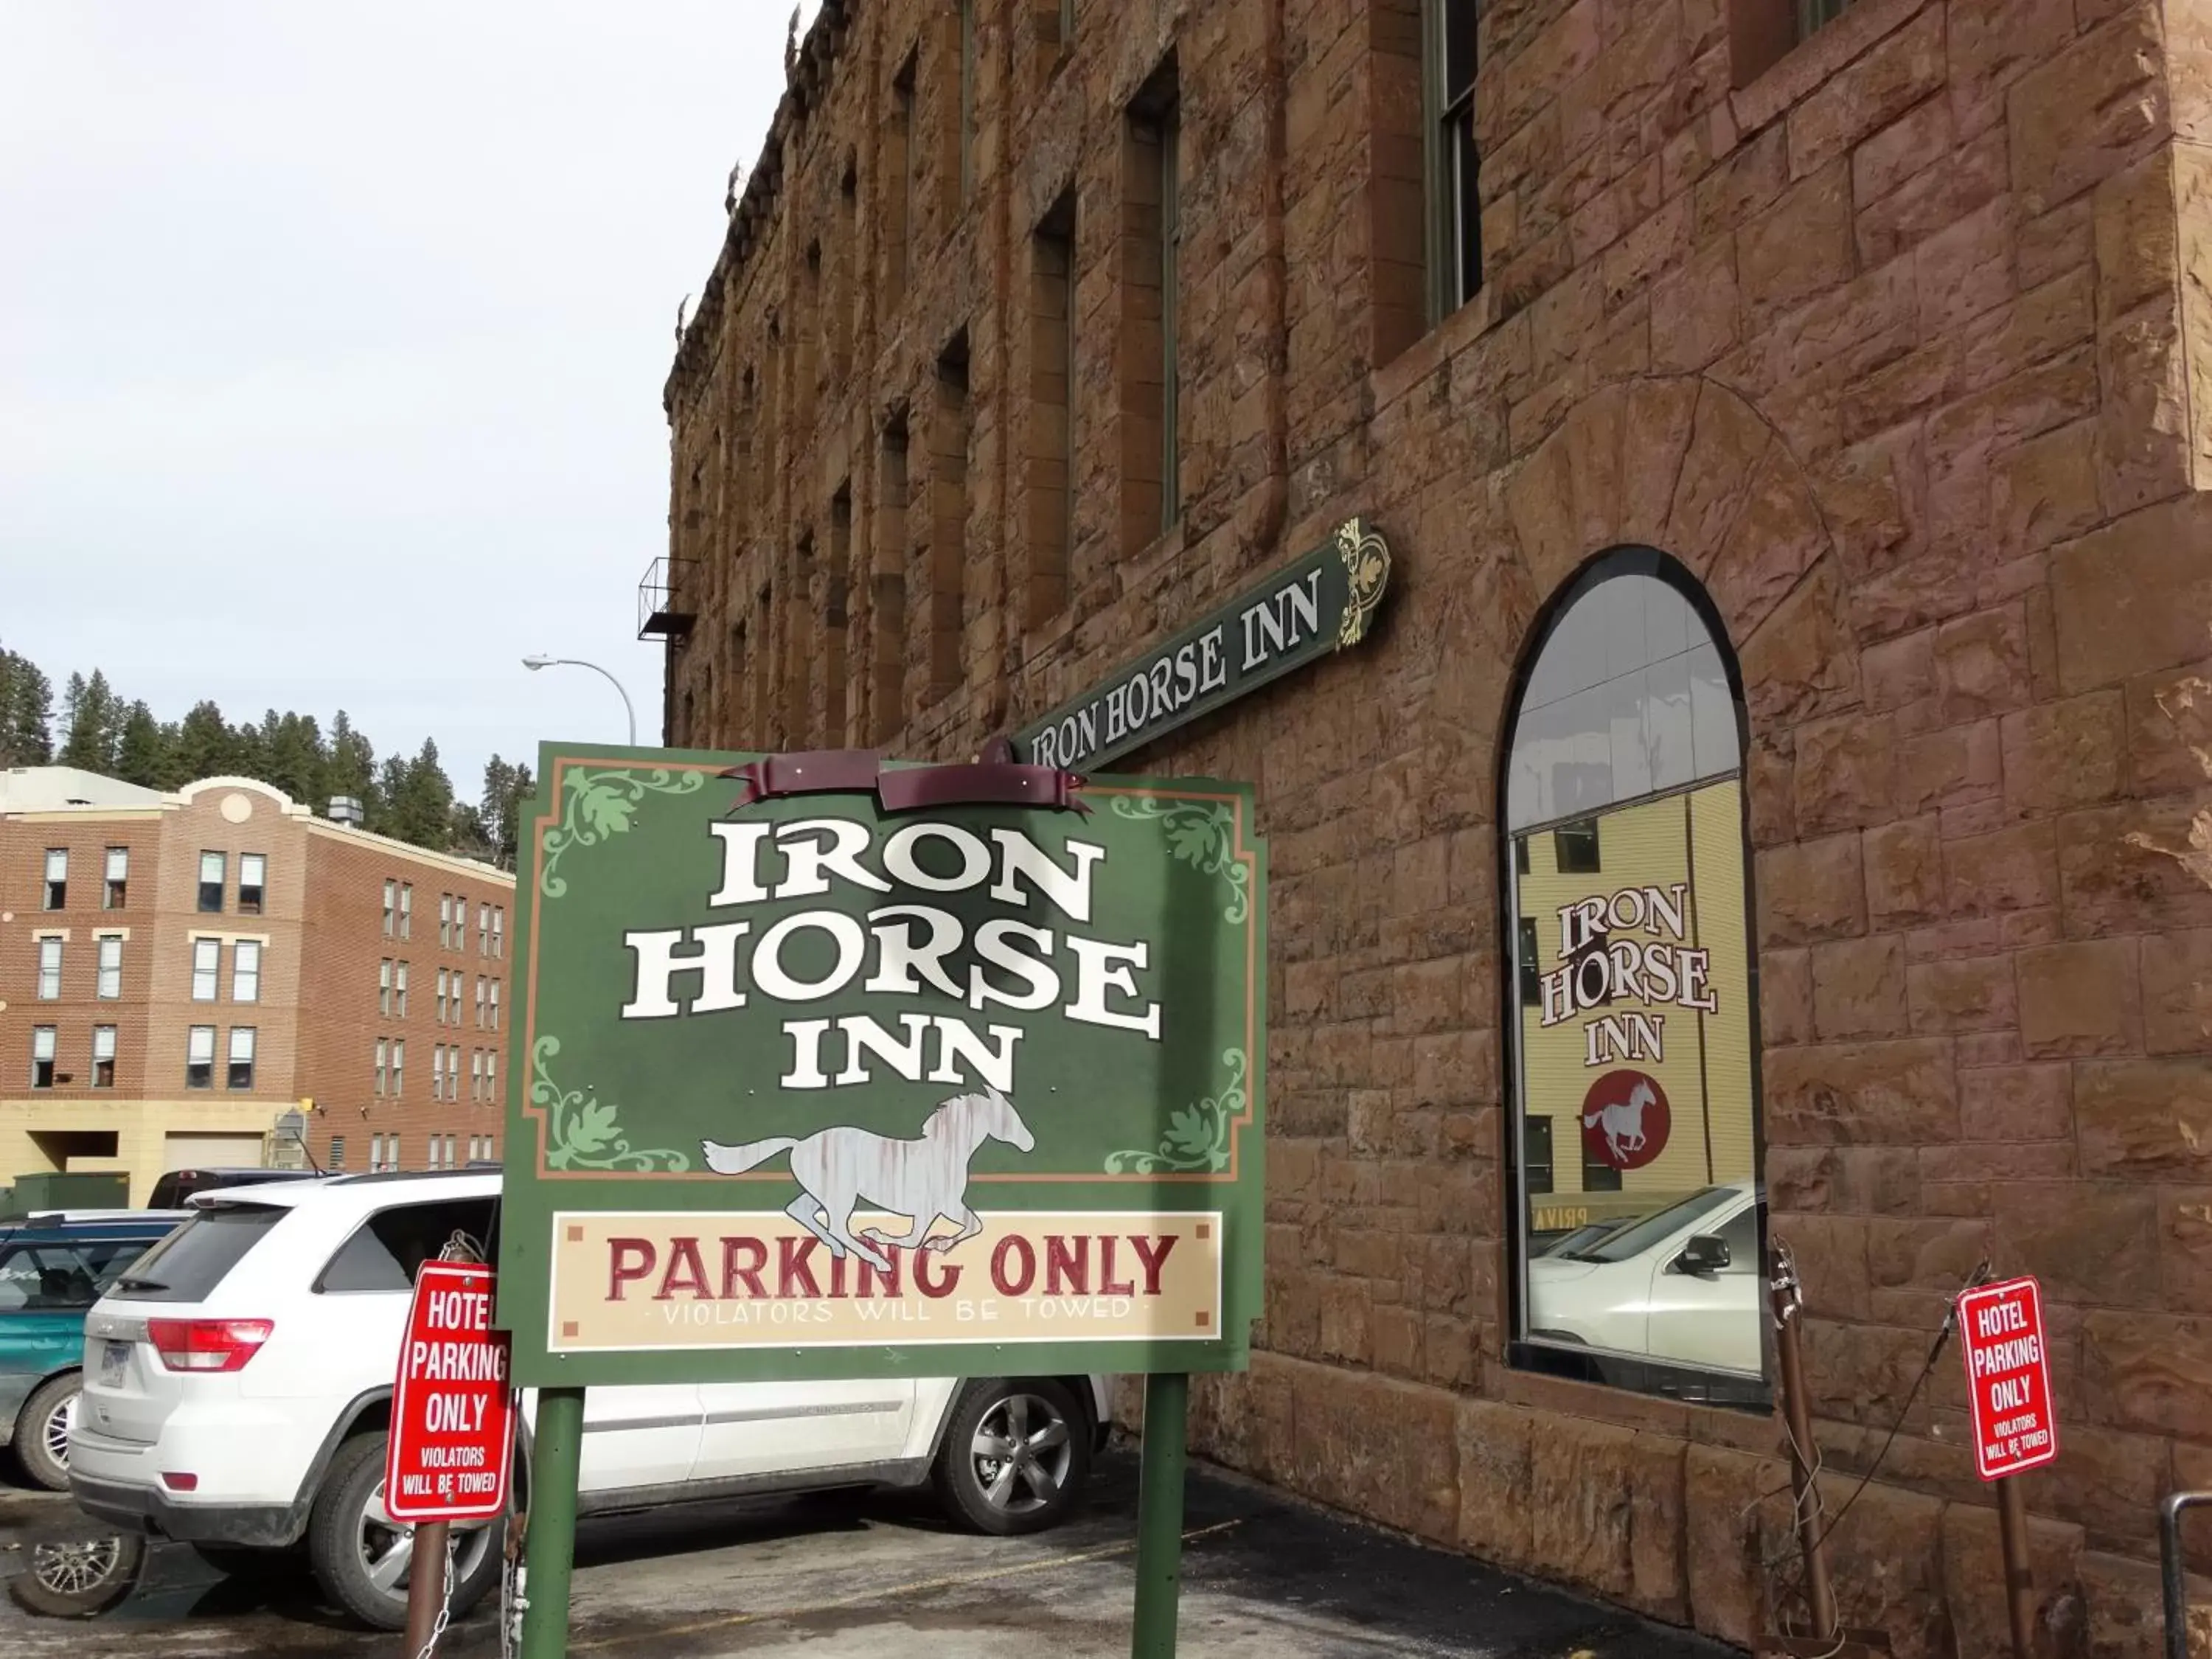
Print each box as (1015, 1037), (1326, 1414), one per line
(8, 1531), (145, 1618)
(13, 1371), (80, 1492)
(931, 1378), (1090, 1537)
(306, 1433), (501, 1631)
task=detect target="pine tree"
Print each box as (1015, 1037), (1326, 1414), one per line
(372, 755), (409, 835)
(58, 669), (124, 772)
(480, 756), (536, 869)
(324, 711), (375, 818)
(114, 702), (169, 787)
(0, 648), (54, 765)
(170, 700), (238, 784)
(387, 739), (456, 849)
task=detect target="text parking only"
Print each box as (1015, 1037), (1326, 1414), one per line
(1957, 1275), (2059, 1482)
(386, 1261), (515, 1523)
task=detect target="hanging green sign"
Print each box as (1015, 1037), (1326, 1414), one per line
(496, 744), (1267, 1387)
(1012, 517), (1391, 773)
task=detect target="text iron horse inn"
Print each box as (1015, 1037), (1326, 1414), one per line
(652, 0), (2212, 1648)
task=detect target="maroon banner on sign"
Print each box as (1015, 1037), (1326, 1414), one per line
(723, 749), (1088, 816)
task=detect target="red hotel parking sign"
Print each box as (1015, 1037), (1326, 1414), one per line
(1956, 1275), (2059, 1482)
(386, 1262), (515, 1523)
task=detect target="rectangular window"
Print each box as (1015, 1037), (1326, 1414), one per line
(1798, 0), (1852, 38)
(894, 53), (917, 297)
(1523, 1116), (1554, 1197)
(400, 884), (412, 939)
(493, 908), (504, 959)
(435, 1043), (448, 1102)
(827, 484), (852, 743)
(37, 937), (61, 1000)
(1430, 0), (1482, 319)
(1121, 67), (1180, 552)
(1517, 915), (1541, 1010)
(31, 1026), (56, 1089)
(391, 1039), (405, 1097)
(479, 903), (490, 956)
(375, 1038), (388, 1096)
(454, 894), (467, 948)
(330, 1135), (347, 1170)
(395, 961), (410, 1018)
(227, 1027), (257, 1091)
(1580, 1138), (1624, 1193)
(476, 977), (487, 1029)
(43, 849), (66, 911)
(92, 1025), (116, 1089)
(490, 979), (501, 1032)
(383, 880), (396, 936)
(96, 934), (121, 999)
(369, 1133), (382, 1172)
(439, 894), (452, 948)
(237, 853), (265, 916)
(874, 418), (910, 744)
(484, 1048), (497, 1101)
(1555, 818), (1601, 874)
(232, 939), (261, 1004)
(380, 959), (393, 1016)
(1028, 189), (1077, 625)
(436, 968), (448, 1025)
(104, 846), (128, 909)
(928, 333), (970, 699)
(198, 851), (226, 913)
(426, 1135), (442, 1172)
(471, 1048), (484, 1103)
(191, 937), (220, 1001)
(186, 1026), (215, 1089)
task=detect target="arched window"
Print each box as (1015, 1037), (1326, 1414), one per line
(1503, 549), (1767, 1405)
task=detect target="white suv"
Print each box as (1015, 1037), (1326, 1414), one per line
(68, 1172), (1110, 1630)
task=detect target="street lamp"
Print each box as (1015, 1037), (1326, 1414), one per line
(521, 655), (638, 747)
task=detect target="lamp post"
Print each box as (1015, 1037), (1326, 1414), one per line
(521, 655), (638, 747)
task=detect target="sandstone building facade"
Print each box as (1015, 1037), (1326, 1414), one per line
(1, 770), (513, 1201)
(655, 0), (2212, 1649)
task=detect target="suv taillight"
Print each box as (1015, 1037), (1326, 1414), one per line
(145, 1318), (274, 1373)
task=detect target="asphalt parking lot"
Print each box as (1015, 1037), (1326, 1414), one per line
(1, 1451), (1739, 1658)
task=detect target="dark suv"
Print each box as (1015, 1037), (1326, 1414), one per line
(144, 1169), (315, 1211)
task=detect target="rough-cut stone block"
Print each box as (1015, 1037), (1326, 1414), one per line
(1527, 1415), (1636, 1599)
(1865, 815), (1945, 930)
(2077, 1058), (2212, 1178)
(2143, 929), (2212, 1054)
(1759, 831), (1868, 946)
(2002, 689), (2127, 813)
(1938, 1500), (2087, 1659)
(1813, 933), (1910, 1038)
(2052, 495), (2212, 693)
(1906, 953), (2018, 1034)
(2017, 936), (2143, 1057)
(2081, 1311), (2212, 1439)
(1995, 1179), (2160, 1306)
(2006, 8), (2168, 216)
(1683, 1444), (1773, 1648)
(1453, 1395), (1534, 1570)
(1764, 1038), (1960, 1145)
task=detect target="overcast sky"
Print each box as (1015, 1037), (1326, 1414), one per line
(1, 2), (815, 801)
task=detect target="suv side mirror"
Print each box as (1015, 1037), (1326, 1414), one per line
(1674, 1234), (1730, 1276)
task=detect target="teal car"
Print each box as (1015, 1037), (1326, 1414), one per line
(0, 1214), (181, 1491)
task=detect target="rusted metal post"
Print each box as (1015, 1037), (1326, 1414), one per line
(1995, 1476), (2035, 1658)
(1771, 1244), (1839, 1642)
(403, 1519), (449, 1655)
(2160, 1491), (2211, 1659)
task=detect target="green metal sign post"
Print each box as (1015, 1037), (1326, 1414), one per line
(498, 745), (1266, 1657)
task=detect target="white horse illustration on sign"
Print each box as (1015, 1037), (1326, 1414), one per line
(1582, 1077), (1657, 1164)
(702, 1087), (1034, 1275)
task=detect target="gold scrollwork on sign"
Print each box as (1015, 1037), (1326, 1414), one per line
(1335, 518), (1391, 650)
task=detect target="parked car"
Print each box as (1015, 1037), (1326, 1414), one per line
(143, 1167), (316, 1211)
(0, 1212), (184, 1490)
(71, 1172), (1113, 1630)
(1523, 1180), (1763, 1376)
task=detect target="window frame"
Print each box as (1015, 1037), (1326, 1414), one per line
(237, 853), (266, 916)
(400, 884), (412, 939)
(198, 851), (226, 914)
(96, 933), (122, 1000)
(186, 1025), (216, 1090)
(232, 939), (262, 1004)
(395, 961), (409, 1018)
(30, 1026), (57, 1089)
(379, 959), (393, 1016)
(36, 936), (61, 1001)
(1498, 547), (1769, 1410)
(1422, 0), (1484, 324)
(103, 846), (128, 909)
(383, 879), (396, 936)
(42, 849), (66, 911)
(227, 1026), (257, 1091)
(191, 936), (221, 1002)
(92, 1024), (117, 1089)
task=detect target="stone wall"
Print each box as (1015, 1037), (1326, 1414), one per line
(665, 0), (2212, 1649)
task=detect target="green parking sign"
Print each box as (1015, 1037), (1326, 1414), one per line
(496, 745), (1267, 1388)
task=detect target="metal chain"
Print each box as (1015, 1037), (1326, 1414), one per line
(411, 1528), (456, 1659)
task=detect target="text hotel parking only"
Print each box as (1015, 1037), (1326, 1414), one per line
(1956, 1274), (2059, 1659)
(387, 1261), (515, 1651)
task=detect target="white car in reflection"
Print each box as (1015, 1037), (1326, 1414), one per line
(1525, 1180), (1761, 1375)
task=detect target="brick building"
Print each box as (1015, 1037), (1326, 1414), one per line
(1, 770), (514, 1201)
(652, 0), (2212, 1649)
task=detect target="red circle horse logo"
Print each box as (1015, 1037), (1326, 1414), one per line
(1579, 1070), (1670, 1172)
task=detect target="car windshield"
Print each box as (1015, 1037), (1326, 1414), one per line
(1564, 1187), (1738, 1263)
(110, 1204), (285, 1301)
